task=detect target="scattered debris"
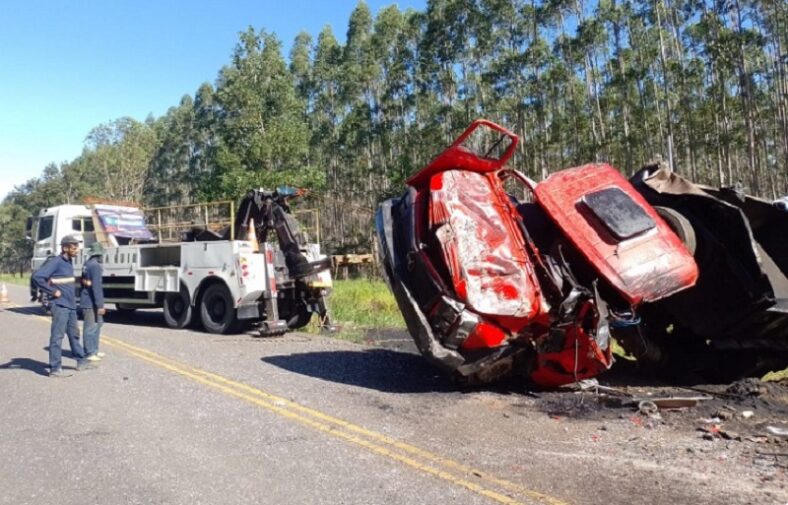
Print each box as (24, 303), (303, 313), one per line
(727, 379), (766, 398)
(755, 450), (788, 458)
(647, 396), (711, 410)
(698, 425), (721, 436)
(719, 429), (742, 441)
(638, 400), (659, 416)
(742, 410), (755, 419)
(714, 409), (734, 421)
(765, 425), (788, 437)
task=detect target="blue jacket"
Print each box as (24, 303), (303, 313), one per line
(79, 256), (105, 309)
(32, 254), (77, 309)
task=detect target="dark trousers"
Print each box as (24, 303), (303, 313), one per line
(49, 305), (85, 371)
(82, 307), (103, 356)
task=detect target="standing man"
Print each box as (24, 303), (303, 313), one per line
(81, 242), (105, 361)
(31, 235), (92, 377)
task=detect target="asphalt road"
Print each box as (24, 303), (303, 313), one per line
(1, 283), (785, 505)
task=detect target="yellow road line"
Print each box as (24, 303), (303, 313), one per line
(105, 336), (565, 505)
(7, 303), (568, 505)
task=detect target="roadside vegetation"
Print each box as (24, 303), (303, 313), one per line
(0, 273), (29, 286)
(314, 279), (405, 342)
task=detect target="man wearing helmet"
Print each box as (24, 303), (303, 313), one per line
(31, 234), (94, 377)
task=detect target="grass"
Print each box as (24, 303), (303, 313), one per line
(318, 279), (405, 342)
(0, 273), (30, 286)
(762, 369), (788, 382)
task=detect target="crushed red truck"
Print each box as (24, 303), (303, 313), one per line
(375, 119), (788, 388)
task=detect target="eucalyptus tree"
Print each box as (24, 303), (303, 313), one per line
(311, 26), (344, 190)
(339, 2), (378, 195)
(84, 117), (158, 203)
(145, 95), (197, 206)
(192, 82), (219, 199)
(210, 28), (310, 199)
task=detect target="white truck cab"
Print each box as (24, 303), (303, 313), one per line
(31, 205), (95, 271)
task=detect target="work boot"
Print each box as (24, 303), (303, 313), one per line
(49, 368), (74, 378)
(76, 360), (97, 371)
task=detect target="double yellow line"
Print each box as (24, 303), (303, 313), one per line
(12, 303), (567, 505)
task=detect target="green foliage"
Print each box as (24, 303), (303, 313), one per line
(85, 117), (158, 202)
(200, 165), (326, 202)
(215, 29), (309, 171)
(0, 273), (30, 286)
(0, 204), (33, 275)
(325, 279), (405, 341)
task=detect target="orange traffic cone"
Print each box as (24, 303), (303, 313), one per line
(247, 218), (260, 252)
(0, 283), (9, 303)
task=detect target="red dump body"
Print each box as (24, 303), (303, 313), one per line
(535, 164), (699, 304)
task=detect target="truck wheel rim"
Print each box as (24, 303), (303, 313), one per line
(172, 298), (185, 317)
(210, 297), (227, 321)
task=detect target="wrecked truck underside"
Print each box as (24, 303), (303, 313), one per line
(627, 165), (788, 381)
(376, 120), (703, 388)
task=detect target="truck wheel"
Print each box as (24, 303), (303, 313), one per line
(199, 283), (237, 334)
(655, 206), (697, 255)
(287, 306), (313, 329)
(163, 286), (192, 329)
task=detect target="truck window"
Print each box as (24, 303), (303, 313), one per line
(72, 218), (95, 232)
(37, 216), (54, 241)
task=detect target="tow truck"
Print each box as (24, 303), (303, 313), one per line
(28, 188), (332, 336)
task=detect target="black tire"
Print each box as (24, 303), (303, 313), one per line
(655, 206), (697, 255)
(199, 283), (237, 334)
(287, 306), (313, 329)
(163, 285), (193, 329)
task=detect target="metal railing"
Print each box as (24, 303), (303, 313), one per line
(142, 201), (320, 245)
(144, 201), (236, 242)
(292, 208), (320, 244)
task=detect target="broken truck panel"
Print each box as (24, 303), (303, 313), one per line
(376, 119), (698, 388)
(428, 169), (542, 332)
(406, 119), (519, 187)
(534, 164), (699, 305)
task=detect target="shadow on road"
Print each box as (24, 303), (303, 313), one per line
(0, 357), (49, 376)
(4, 305), (48, 317)
(103, 310), (168, 329)
(262, 348), (456, 394)
(6, 304), (180, 332)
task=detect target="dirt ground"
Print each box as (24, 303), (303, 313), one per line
(363, 328), (788, 493)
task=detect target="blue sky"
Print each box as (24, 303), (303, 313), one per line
(0, 0), (425, 200)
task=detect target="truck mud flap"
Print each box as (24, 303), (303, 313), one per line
(237, 301), (262, 321)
